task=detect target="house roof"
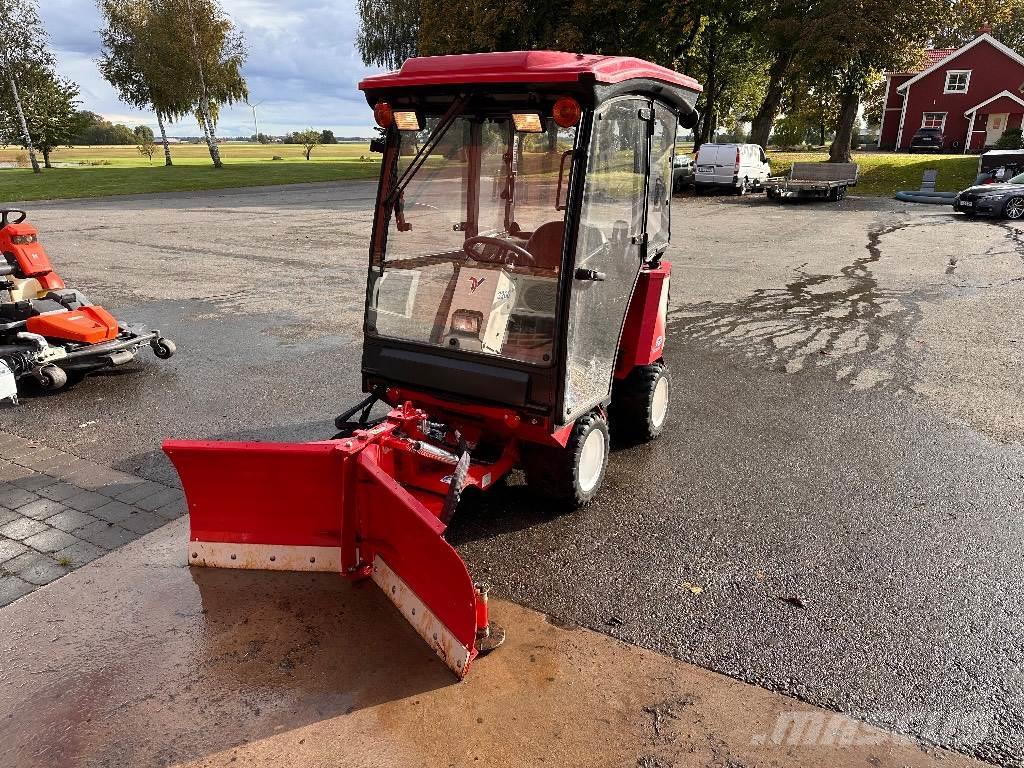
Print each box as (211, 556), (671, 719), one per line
(964, 89), (1024, 115)
(896, 33), (1024, 92)
(888, 49), (955, 76)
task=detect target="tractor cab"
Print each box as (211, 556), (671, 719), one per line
(359, 52), (700, 426)
(163, 53), (702, 679)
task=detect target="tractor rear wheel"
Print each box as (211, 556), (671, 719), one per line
(610, 362), (670, 444)
(523, 411), (609, 509)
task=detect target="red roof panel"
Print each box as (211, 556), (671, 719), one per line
(359, 51), (702, 93)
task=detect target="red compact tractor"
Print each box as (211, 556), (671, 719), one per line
(164, 52), (701, 677)
(0, 209), (175, 405)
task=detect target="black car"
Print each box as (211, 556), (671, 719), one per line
(672, 154), (695, 192)
(953, 172), (1024, 219)
(909, 127), (944, 153)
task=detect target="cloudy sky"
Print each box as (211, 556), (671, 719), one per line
(39, 0), (385, 137)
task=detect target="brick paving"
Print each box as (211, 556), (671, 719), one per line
(0, 431), (184, 607)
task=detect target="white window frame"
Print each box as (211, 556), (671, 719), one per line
(921, 112), (947, 130)
(944, 70), (972, 94)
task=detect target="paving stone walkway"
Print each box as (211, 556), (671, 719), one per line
(0, 431), (183, 607)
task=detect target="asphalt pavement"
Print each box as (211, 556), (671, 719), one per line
(3, 182), (1022, 765)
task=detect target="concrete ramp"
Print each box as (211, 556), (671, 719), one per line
(0, 519), (986, 768)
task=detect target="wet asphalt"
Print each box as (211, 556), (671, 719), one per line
(3, 183), (1023, 766)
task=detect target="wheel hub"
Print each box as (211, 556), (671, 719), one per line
(578, 427), (605, 493)
(651, 375), (669, 430)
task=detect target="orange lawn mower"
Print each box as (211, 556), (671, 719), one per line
(0, 209), (175, 405)
(163, 51), (702, 678)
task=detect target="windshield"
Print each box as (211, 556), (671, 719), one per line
(368, 114), (578, 366)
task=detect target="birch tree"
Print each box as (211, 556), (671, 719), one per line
(0, 0), (53, 173)
(98, 0), (189, 166)
(152, 0), (247, 169)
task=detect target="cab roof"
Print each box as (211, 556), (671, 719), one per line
(358, 50), (702, 94)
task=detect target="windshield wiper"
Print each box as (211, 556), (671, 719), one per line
(385, 95), (469, 211)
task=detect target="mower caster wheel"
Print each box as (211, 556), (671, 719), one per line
(152, 337), (176, 359)
(36, 365), (67, 391)
(523, 410), (609, 510)
(610, 361), (670, 444)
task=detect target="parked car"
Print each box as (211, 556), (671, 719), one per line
(974, 149), (1024, 184)
(694, 143), (770, 194)
(953, 171), (1024, 219)
(672, 154), (695, 191)
(909, 127), (944, 153)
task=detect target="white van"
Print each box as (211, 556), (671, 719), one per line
(694, 143), (771, 194)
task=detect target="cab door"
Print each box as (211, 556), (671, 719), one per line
(560, 97), (655, 422)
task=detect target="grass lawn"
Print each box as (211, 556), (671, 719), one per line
(0, 142), (981, 202)
(0, 143), (381, 202)
(759, 150), (977, 196)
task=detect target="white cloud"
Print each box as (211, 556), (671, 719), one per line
(37, 0), (386, 137)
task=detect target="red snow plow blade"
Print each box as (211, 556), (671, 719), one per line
(163, 416), (495, 677)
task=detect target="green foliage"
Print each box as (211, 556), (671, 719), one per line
(100, 0), (247, 167)
(137, 138), (157, 162)
(320, 129), (337, 144)
(0, 63), (87, 166)
(134, 124), (154, 141)
(357, 0), (420, 69)
(933, 0), (1024, 49)
(72, 112), (138, 145)
(293, 129), (321, 160)
(996, 128), (1023, 149)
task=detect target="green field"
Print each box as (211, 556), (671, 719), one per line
(758, 150), (977, 196)
(0, 143), (381, 202)
(0, 142), (980, 202)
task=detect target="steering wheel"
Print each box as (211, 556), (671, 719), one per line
(463, 235), (536, 266)
(0, 210), (27, 229)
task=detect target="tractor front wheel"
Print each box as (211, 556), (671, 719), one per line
(610, 362), (670, 444)
(523, 411), (609, 509)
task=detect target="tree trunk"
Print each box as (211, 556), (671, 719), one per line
(7, 73), (40, 174)
(42, 146), (51, 169)
(749, 49), (794, 148)
(184, 0), (223, 169)
(695, 73), (717, 151)
(197, 104), (223, 168)
(157, 112), (173, 166)
(829, 88), (860, 163)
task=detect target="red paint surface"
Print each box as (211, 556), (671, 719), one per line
(360, 51), (701, 94)
(615, 262), (671, 379)
(0, 221), (55, 278)
(26, 306), (118, 344)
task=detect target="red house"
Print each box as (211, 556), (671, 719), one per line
(879, 30), (1024, 153)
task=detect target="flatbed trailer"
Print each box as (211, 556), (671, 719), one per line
(765, 162), (859, 201)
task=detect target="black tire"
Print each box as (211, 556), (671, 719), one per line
(736, 178), (748, 196)
(522, 411), (609, 509)
(610, 362), (670, 444)
(37, 365), (67, 391)
(152, 337), (176, 359)
(1004, 196), (1024, 220)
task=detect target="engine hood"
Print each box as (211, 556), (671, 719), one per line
(961, 183), (1024, 195)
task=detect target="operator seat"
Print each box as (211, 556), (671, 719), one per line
(526, 221), (565, 271)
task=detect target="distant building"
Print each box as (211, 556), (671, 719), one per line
(879, 27), (1024, 153)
